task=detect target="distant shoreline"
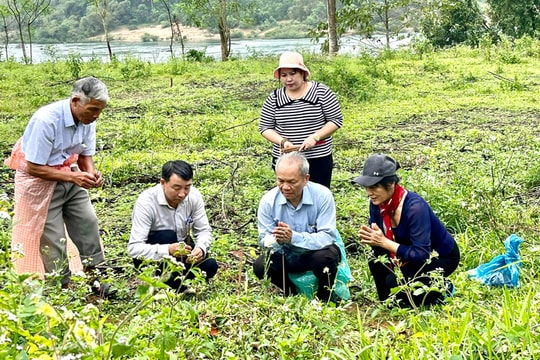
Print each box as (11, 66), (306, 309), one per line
(89, 25), (253, 43)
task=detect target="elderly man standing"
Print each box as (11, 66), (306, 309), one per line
(5, 77), (110, 294)
(253, 152), (342, 302)
(128, 160), (218, 291)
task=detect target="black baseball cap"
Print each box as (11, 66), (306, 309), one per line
(352, 154), (399, 187)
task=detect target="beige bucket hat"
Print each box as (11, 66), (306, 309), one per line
(273, 51), (311, 79)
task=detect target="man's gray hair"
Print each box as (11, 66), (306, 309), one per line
(276, 151), (310, 177)
(72, 77), (109, 104)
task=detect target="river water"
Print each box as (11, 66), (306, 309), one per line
(2, 35), (413, 63)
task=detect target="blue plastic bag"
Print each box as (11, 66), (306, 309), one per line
(288, 231), (352, 300)
(467, 234), (523, 288)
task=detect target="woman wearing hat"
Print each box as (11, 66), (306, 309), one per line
(259, 51), (343, 188)
(354, 154), (460, 307)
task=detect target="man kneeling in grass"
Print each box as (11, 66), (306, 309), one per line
(128, 160), (218, 291)
(253, 152), (343, 303)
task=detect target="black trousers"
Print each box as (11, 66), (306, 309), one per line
(132, 230), (218, 291)
(272, 154), (333, 189)
(368, 243), (460, 307)
(253, 244), (341, 301)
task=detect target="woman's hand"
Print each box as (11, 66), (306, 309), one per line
(298, 135), (318, 151)
(358, 223), (400, 253)
(358, 223), (386, 247)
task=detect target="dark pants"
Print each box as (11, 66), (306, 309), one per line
(132, 230), (218, 291)
(253, 244), (341, 301)
(272, 154), (333, 188)
(369, 243), (460, 307)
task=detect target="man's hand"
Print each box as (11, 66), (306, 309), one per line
(169, 243), (204, 263)
(93, 170), (103, 187)
(72, 171), (101, 189)
(273, 221), (292, 244)
(187, 247), (204, 264)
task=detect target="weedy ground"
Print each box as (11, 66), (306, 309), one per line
(0, 38), (539, 359)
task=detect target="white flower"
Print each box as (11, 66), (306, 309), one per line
(0, 332), (12, 345)
(0, 211), (10, 221)
(2, 310), (17, 322)
(310, 299), (323, 311)
(12, 243), (24, 256)
(262, 234), (277, 247)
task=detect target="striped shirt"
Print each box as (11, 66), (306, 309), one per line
(259, 81), (343, 159)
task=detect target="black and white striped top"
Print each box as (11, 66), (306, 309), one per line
(259, 81), (343, 159)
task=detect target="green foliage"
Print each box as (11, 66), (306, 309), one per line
(1, 45), (540, 358)
(141, 32), (159, 42)
(263, 23), (311, 39)
(420, 0), (486, 48)
(66, 52), (83, 79)
(185, 49), (214, 63)
(117, 56), (152, 80)
(487, 0), (540, 39)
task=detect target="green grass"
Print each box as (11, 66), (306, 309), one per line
(0, 43), (539, 359)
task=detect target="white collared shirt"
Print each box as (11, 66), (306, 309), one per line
(128, 183), (212, 260)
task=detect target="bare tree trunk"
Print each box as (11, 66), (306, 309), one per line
(94, 0), (113, 61)
(384, 0), (390, 49)
(23, 0), (51, 64)
(6, 0), (28, 63)
(173, 15), (185, 57)
(327, 0), (339, 55)
(160, 0), (175, 57)
(16, 21), (27, 63)
(1, 15), (10, 60)
(218, 0), (230, 60)
(26, 23), (33, 63)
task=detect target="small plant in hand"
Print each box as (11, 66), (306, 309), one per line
(173, 241), (191, 258)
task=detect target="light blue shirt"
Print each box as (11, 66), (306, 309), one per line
(22, 99), (96, 166)
(257, 181), (337, 254)
(128, 184), (213, 260)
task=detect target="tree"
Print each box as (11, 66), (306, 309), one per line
(3, 0), (51, 63)
(156, 0), (185, 57)
(22, 0), (51, 62)
(486, 0), (540, 39)
(179, 0), (251, 60)
(419, 0), (486, 48)
(5, 0), (28, 62)
(311, 0), (414, 53)
(327, 0), (339, 55)
(0, 2), (13, 60)
(371, 0), (414, 49)
(310, 0), (373, 54)
(90, 0), (113, 61)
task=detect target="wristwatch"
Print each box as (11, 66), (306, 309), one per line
(313, 133), (321, 142)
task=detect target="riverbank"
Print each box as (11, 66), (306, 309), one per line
(90, 25), (256, 43)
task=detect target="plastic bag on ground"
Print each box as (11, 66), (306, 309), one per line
(467, 234), (523, 288)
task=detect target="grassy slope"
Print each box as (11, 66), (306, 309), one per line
(0, 42), (539, 359)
